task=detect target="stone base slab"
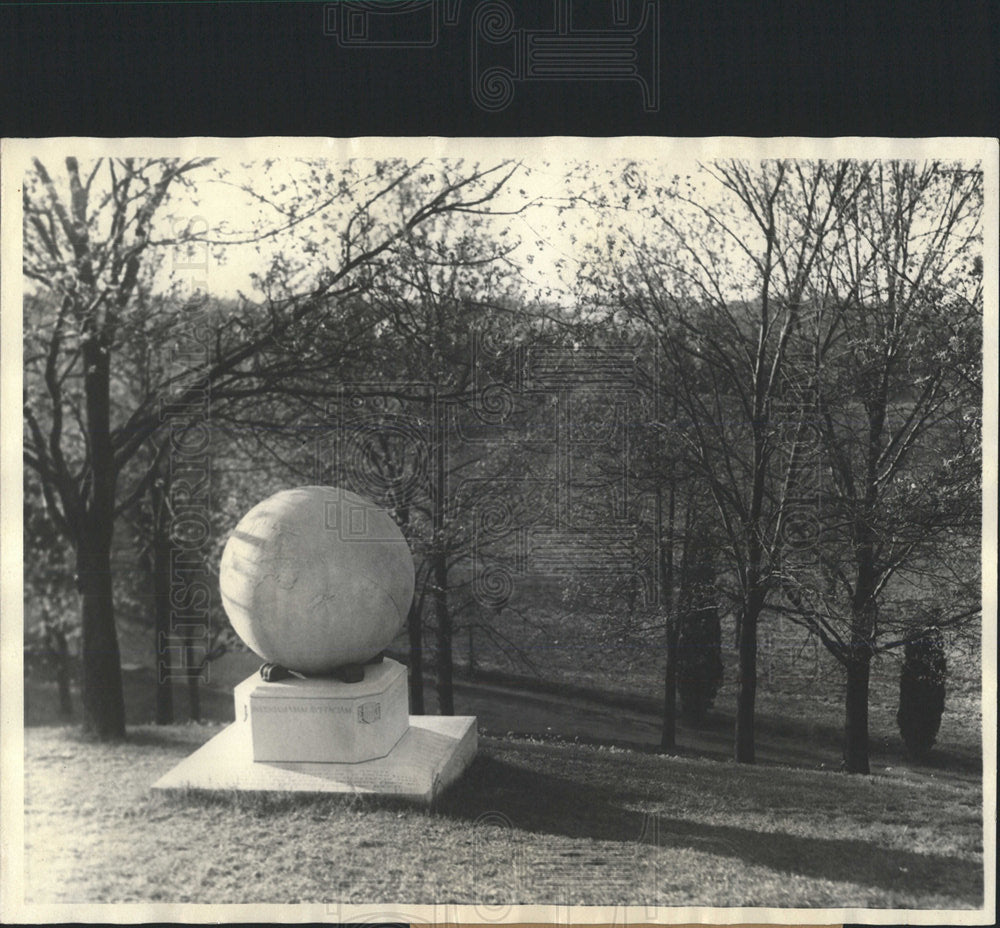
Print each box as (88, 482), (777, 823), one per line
(151, 715), (477, 804)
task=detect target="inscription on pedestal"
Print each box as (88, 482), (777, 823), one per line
(254, 704), (354, 714)
(235, 659), (408, 763)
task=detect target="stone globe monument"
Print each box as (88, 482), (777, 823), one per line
(219, 486), (414, 677)
(153, 486), (477, 803)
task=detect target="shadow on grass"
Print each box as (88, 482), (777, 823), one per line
(436, 754), (982, 903)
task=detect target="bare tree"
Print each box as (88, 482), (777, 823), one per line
(777, 160), (983, 773)
(601, 160), (866, 762)
(314, 221), (539, 715)
(22, 155), (520, 738)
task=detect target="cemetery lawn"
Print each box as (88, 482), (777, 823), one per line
(22, 724), (983, 908)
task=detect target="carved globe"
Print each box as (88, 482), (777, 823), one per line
(219, 486), (414, 674)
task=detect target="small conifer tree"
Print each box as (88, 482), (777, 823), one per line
(897, 627), (946, 760)
(676, 531), (723, 724)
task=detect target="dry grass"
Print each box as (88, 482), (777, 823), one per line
(22, 724), (984, 908)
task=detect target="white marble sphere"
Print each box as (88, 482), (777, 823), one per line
(219, 486), (414, 674)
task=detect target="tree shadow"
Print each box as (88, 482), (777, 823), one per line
(436, 754), (983, 903)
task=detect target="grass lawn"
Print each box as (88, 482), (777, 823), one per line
(26, 646), (984, 779)
(22, 723), (983, 908)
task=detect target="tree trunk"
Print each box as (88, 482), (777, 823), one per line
(433, 551), (454, 715)
(53, 626), (73, 718)
(185, 638), (202, 722)
(407, 598), (425, 714)
(659, 480), (678, 751)
(734, 590), (762, 764)
(77, 539), (126, 739)
(844, 568), (876, 773)
(846, 466), (879, 773)
(431, 396), (454, 715)
(843, 382), (885, 773)
(79, 334), (126, 739)
(395, 505), (425, 714)
(661, 632), (678, 750)
(844, 647), (871, 774)
(152, 527), (174, 725)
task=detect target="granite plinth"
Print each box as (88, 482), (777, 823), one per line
(234, 660), (408, 763)
(151, 715), (478, 804)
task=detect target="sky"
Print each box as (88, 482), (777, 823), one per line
(12, 136), (994, 317)
(148, 149), (686, 307)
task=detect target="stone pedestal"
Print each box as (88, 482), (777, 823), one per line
(152, 660), (477, 804)
(234, 659), (409, 763)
